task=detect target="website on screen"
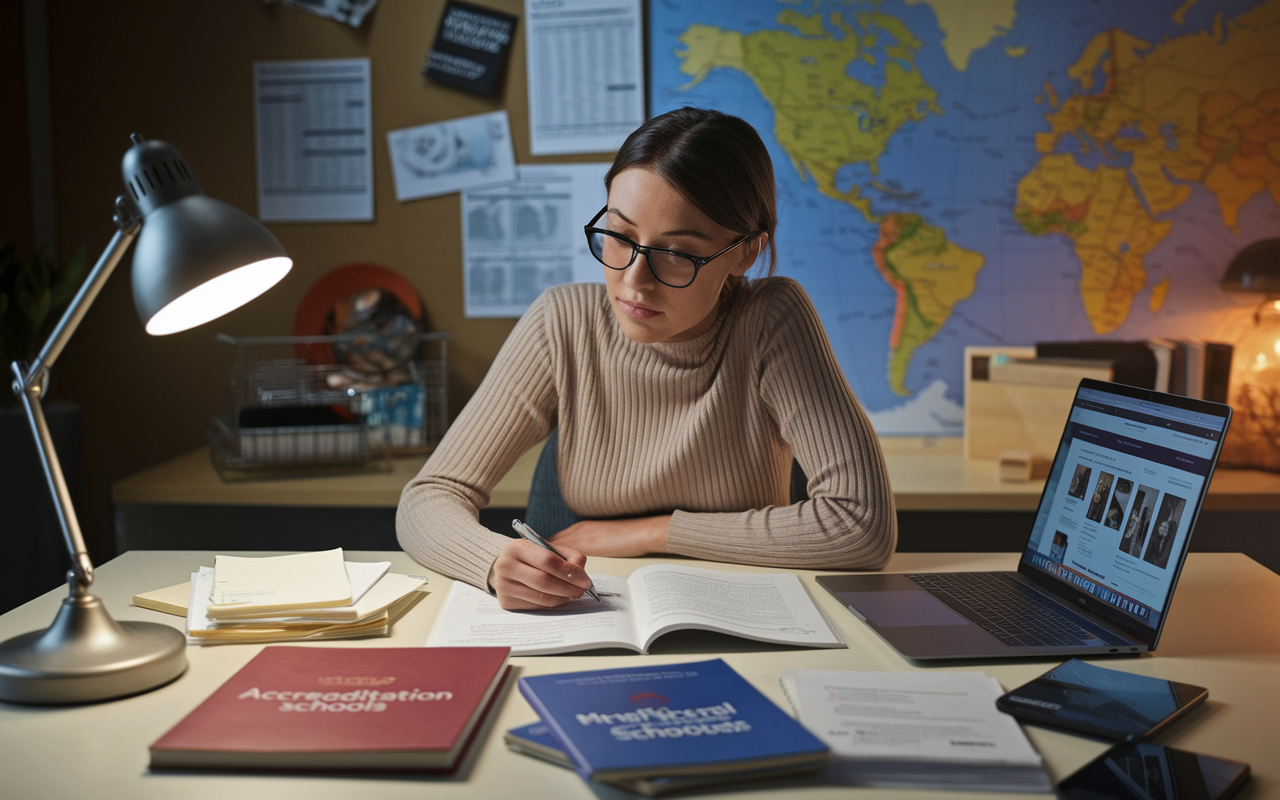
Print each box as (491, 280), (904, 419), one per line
(1025, 388), (1226, 632)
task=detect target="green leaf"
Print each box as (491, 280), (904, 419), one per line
(49, 246), (88, 308)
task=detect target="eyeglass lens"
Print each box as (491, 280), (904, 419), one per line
(588, 231), (698, 288)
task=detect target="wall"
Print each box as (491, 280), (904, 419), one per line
(1, 1), (32, 256)
(39, 0), (596, 562)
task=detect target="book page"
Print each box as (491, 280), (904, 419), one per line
(629, 565), (845, 652)
(424, 574), (638, 654)
(209, 548), (351, 615)
(781, 670), (1045, 766)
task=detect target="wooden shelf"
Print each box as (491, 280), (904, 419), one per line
(112, 437), (1280, 512)
(111, 444), (541, 509)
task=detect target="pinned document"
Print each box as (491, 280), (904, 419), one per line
(524, 0), (644, 155)
(254, 58), (374, 222)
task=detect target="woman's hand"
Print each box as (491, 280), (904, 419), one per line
(488, 539), (593, 610)
(551, 515), (670, 558)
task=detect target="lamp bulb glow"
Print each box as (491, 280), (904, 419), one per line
(144, 257), (292, 335)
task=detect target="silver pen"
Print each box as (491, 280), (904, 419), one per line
(511, 519), (602, 601)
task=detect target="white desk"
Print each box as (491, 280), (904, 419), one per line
(3, 551), (1278, 799)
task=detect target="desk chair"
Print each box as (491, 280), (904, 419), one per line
(524, 430), (809, 536)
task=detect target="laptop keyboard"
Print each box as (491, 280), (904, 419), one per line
(907, 572), (1104, 647)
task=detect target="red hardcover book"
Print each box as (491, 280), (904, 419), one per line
(149, 646), (511, 771)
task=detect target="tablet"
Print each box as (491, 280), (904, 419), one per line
(996, 659), (1207, 741)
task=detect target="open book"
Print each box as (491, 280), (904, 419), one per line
(426, 564), (844, 655)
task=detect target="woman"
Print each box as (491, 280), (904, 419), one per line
(397, 107), (896, 610)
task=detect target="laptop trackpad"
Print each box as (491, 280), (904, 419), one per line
(843, 591), (971, 627)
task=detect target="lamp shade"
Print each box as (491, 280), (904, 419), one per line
(1221, 238), (1280, 295)
(122, 137), (291, 335)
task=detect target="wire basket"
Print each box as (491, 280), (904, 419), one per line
(209, 331), (450, 480)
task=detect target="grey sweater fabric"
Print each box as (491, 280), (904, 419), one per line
(397, 277), (897, 590)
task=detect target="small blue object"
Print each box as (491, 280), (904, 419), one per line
(517, 658), (829, 782)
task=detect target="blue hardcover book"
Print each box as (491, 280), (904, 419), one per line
(517, 659), (829, 783)
(504, 719), (826, 797)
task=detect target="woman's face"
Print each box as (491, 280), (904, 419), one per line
(602, 168), (758, 343)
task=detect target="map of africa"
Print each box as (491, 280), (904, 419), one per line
(650, 0), (1280, 435)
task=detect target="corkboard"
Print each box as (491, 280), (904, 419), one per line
(41, 0), (609, 559)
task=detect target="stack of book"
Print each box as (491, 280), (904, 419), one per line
(132, 548), (427, 645)
(508, 658), (830, 796)
(1035, 339), (1233, 401)
(964, 339), (1233, 466)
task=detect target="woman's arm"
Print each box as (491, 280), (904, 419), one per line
(396, 290), (593, 605)
(664, 280), (897, 570)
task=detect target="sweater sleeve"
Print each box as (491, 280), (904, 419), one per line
(396, 292), (560, 590)
(665, 280), (897, 570)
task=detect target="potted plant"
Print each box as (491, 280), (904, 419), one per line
(0, 239), (87, 612)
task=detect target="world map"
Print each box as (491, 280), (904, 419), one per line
(649, 0), (1280, 435)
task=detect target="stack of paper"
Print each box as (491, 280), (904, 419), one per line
(133, 549), (427, 645)
(780, 669), (1052, 793)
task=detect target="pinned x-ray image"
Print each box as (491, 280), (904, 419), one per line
(462, 163), (608, 318)
(387, 110), (516, 201)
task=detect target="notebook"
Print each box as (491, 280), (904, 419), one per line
(817, 378), (1231, 660)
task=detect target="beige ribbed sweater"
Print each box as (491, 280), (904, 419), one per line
(396, 277), (897, 590)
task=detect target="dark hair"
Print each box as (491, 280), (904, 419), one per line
(605, 107), (778, 276)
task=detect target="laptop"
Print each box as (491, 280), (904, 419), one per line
(817, 378), (1232, 660)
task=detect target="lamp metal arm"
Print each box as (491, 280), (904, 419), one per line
(8, 196), (141, 593)
(23, 197), (140, 387)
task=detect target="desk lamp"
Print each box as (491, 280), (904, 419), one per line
(0, 135), (291, 703)
(1220, 238), (1280, 471)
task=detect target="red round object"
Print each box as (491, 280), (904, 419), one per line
(292, 264), (424, 363)
(294, 263), (424, 336)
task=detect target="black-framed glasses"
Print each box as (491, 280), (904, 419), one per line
(583, 205), (754, 288)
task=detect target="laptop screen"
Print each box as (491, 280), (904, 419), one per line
(1021, 380), (1231, 639)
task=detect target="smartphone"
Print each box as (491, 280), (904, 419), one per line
(1057, 740), (1249, 800)
(997, 659), (1207, 741)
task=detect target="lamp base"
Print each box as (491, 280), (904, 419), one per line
(0, 592), (186, 704)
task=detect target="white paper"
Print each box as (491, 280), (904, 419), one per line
(207, 560), (392, 622)
(524, 0), (644, 155)
(387, 111), (516, 202)
(254, 58), (374, 222)
(462, 162), (609, 318)
(210, 548), (352, 612)
(780, 670), (1050, 792)
(188, 562), (404, 634)
(214, 572), (424, 626)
